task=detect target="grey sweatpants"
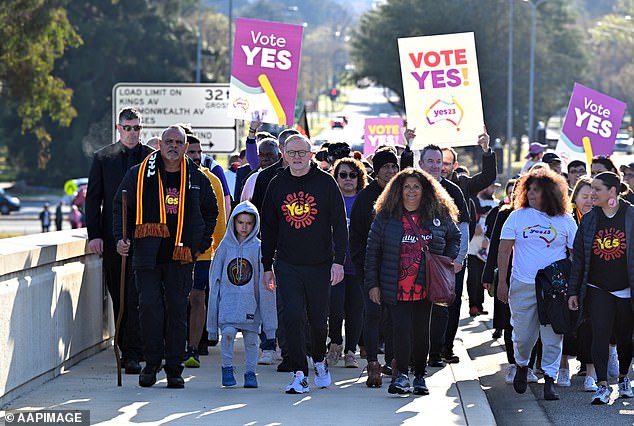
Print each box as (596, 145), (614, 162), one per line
(508, 276), (562, 379)
(221, 325), (259, 373)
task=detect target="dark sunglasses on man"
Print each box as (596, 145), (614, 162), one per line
(119, 124), (143, 132)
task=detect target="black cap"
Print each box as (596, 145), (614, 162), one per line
(542, 152), (561, 164)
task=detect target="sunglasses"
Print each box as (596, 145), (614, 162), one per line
(119, 124), (143, 132)
(337, 171), (358, 180)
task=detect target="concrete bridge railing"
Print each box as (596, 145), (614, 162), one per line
(0, 229), (112, 406)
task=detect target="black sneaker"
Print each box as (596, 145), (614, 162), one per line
(165, 365), (185, 389)
(442, 351), (460, 364)
(388, 373), (411, 394)
(492, 329), (503, 339)
(428, 355), (445, 368)
(124, 359), (142, 375)
(139, 364), (161, 387)
(184, 346), (200, 368)
(513, 365), (528, 394)
(277, 359), (293, 373)
(413, 375), (429, 395)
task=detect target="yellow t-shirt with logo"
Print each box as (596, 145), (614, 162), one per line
(198, 167), (226, 260)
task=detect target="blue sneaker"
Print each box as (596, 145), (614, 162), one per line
(413, 375), (429, 395)
(388, 373), (411, 394)
(222, 366), (237, 386)
(244, 371), (258, 388)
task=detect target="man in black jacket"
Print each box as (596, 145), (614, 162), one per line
(113, 125), (217, 389)
(85, 107), (154, 374)
(261, 134), (348, 394)
(250, 128), (298, 373)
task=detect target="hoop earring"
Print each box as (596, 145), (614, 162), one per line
(608, 197), (618, 208)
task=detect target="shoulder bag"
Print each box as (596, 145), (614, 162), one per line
(405, 213), (456, 306)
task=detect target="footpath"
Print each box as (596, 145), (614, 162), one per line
(1, 302), (496, 425)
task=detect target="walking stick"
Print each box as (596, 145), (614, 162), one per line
(114, 190), (127, 386)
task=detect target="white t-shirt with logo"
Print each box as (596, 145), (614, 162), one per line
(500, 207), (577, 283)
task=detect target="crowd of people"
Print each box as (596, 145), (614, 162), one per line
(84, 106), (634, 405)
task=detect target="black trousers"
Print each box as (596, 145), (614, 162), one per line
(467, 255), (485, 309)
(135, 262), (193, 367)
(328, 274), (364, 353)
(275, 260), (330, 376)
(103, 247), (142, 361)
(587, 286), (634, 382)
(362, 287), (393, 363)
(430, 267), (466, 356)
(390, 299), (433, 376)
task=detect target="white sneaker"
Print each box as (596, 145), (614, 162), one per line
(591, 384), (611, 405)
(314, 361), (332, 388)
(504, 365), (516, 385)
(557, 368), (571, 387)
(527, 368), (539, 383)
(258, 350), (275, 365)
(326, 343), (342, 366)
(344, 350), (359, 368)
(608, 350), (619, 378)
(286, 371), (309, 394)
(584, 376), (598, 392)
(619, 377), (634, 398)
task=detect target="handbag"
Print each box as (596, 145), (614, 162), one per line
(405, 213), (456, 306)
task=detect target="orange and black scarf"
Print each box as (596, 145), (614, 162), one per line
(135, 151), (193, 263)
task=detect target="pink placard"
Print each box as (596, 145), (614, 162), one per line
(364, 117), (404, 155)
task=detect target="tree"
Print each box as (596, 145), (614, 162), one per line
(0, 0), (202, 184)
(351, 0), (588, 142)
(588, 0), (634, 117)
(0, 0), (82, 168)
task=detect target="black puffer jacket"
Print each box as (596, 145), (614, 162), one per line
(365, 211), (461, 305)
(568, 200), (634, 321)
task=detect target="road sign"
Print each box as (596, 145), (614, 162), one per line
(112, 83), (238, 153)
(63, 180), (77, 196)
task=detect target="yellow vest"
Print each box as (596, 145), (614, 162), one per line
(198, 167), (226, 260)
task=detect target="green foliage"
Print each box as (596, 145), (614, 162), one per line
(1, 0), (202, 184)
(588, 0), (634, 116)
(0, 1), (82, 167)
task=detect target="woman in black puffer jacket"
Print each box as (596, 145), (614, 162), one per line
(365, 168), (460, 396)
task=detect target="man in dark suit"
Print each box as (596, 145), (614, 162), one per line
(85, 107), (154, 374)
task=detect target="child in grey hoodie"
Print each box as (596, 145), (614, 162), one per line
(207, 201), (277, 388)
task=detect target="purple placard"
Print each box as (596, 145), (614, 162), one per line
(364, 117), (404, 155)
(230, 18), (303, 126)
(560, 83), (626, 156)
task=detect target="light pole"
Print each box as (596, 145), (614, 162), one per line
(525, 0), (547, 143)
(506, 0), (514, 180)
